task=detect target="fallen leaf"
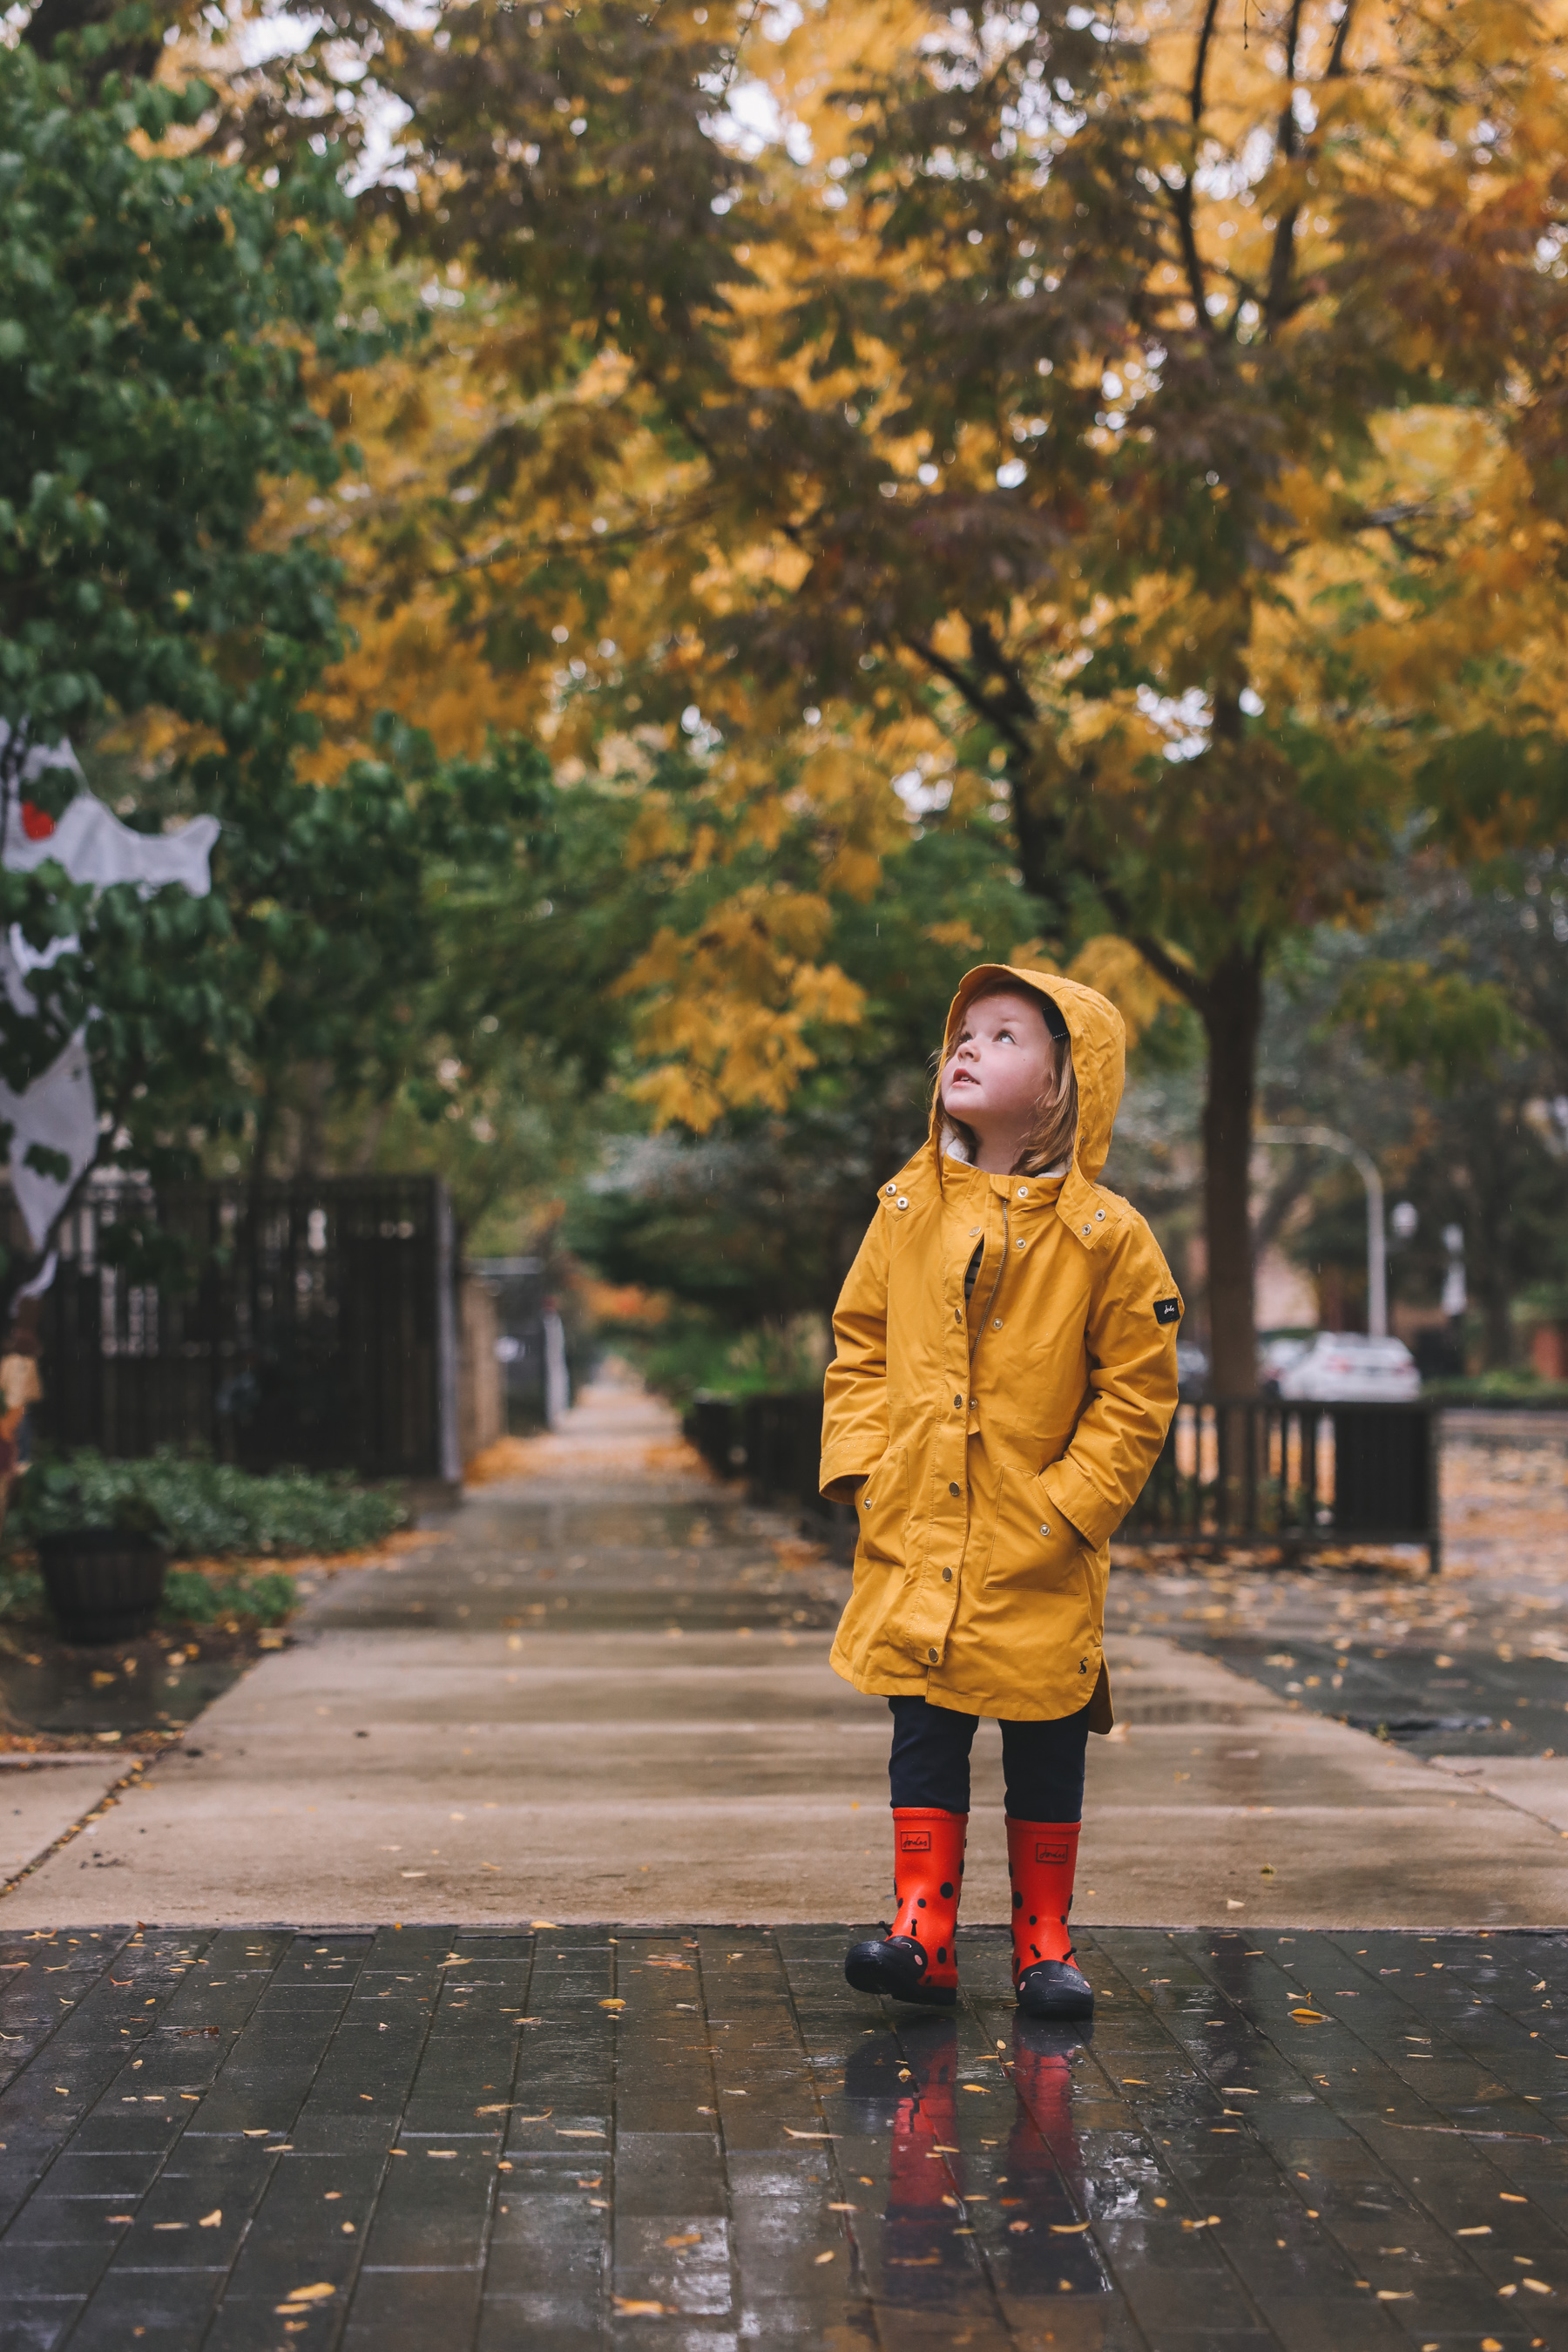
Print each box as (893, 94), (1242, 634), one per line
(783, 2128), (836, 2139)
(814, 2250), (835, 2265)
(612, 2300), (667, 2316)
(665, 2232), (701, 2248)
(556, 2129), (605, 2139)
(1050, 2222), (1089, 2234)
(198, 2208), (222, 2228)
(1289, 2009), (1327, 2024)
(282, 2283), (336, 2304)
(530, 1920), (559, 1930)
(599, 1998), (626, 2011)
(960, 2084), (990, 2095)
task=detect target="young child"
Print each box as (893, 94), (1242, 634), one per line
(820, 963), (1181, 2019)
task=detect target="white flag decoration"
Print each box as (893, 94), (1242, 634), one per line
(0, 726), (220, 1253)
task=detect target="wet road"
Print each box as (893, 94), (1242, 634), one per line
(1, 1917), (1565, 2349)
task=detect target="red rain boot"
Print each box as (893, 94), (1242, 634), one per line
(1006, 1816), (1093, 2021)
(844, 1808), (966, 2008)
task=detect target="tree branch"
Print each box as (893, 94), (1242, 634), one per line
(1190, 0), (1220, 125)
(902, 632), (1036, 759)
(1264, 0), (1307, 328)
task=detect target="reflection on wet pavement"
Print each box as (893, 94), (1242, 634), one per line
(1117, 1416), (1568, 1762)
(308, 1488), (849, 1639)
(0, 1626), (260, 1752)
(3, 1917), (1564, 2346)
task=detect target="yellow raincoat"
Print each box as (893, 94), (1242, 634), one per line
(821, 964), (1181, 1725)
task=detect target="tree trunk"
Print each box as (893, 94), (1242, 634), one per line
(1200, 948), (1265, 1397)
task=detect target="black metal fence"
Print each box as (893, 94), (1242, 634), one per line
(36, 1176), (459, 1481)
(1120, 1397), (1439, 1567)
(684, 1389), (1441, 1571)
(684, 1389), (858, 1558)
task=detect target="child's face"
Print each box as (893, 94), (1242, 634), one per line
(940, 990), (1053, 1145)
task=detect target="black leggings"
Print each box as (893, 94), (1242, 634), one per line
(888, 1694), (1089, 1822)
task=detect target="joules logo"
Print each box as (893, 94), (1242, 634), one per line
(899, 1831), (932, 1855)
(1034, 1841), (1070, 1866)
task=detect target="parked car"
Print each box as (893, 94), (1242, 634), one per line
(1267, 1332), (1422, 1402)
(1257, 1332), (1313, 1391)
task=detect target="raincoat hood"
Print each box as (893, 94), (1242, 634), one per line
(932, 963), (1125, 1184)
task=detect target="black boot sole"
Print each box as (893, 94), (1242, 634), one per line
(1015, 1959), (1094, 2021)
(844, 1939), (958, 2008)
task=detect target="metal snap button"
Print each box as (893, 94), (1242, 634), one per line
(992, 1318), (1003, 1329)
(948, 1481), (960, 1497)
(1039, 1521), (1051, 1536)
(884, 1182), (896, 1194)
(1017, 1186), (1028, 1198)
(953, 1395), (963, 1409)
(896, 1196), (909, 1209)
(1095, 1208), (1105, 1220)
(942, 1567), (953, 1582)
(1082, 1224), (1091, 1234)
(927, 1646), (938, 1662)
(1015, 1240), (1025, 1250)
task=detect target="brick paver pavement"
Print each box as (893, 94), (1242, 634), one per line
(1, 1918), (1565, 2349)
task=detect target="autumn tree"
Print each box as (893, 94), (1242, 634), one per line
(244, 0), (1568, 1389)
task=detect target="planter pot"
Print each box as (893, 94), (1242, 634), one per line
(37, 1530), (168, 1646)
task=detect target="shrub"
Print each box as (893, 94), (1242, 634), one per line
(9, 1450), (406, 1561)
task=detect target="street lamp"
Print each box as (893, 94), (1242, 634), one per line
(1257, 1125), (1387, 1339)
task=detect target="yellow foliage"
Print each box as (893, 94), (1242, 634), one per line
(1065, 936), (1185, 1048)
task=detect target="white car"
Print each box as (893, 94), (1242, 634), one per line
(1269, 1331), (1422, 1402)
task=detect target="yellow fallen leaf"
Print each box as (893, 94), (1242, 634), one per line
(198, 2208), (222, 2228)
(599, 1998), (626, 2011)
(556, 2129), (605, 2139)
(1290, 2009), (1327, 2024)
(612, 2300), (667, 2317)
(530, 1920), (559, 1930)
(960, 2085), (990, 2095)
(1050, 2222), (1089, 2234)
(282, 2284), (336, 2304)
(814, 2249), (835, 2265)
(783, 2128), (836, 2139)
(665, 2232), (700, 2248)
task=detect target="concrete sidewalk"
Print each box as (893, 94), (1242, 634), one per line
(3, 1375), (1565, 1931)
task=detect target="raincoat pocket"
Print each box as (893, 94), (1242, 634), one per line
(983, 1463), (1091, 1598)
(854, 1442), (909, 1574)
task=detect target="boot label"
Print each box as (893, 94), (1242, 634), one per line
(1034, 1840), (1070, 1865)
(899, 1830), (932, 1854)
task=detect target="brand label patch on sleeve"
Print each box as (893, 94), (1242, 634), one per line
(1154, 1296), (1181, 1325)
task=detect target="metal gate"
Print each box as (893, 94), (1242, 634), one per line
(35, 1175), (459, 1480)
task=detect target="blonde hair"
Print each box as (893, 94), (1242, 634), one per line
(934, 983), (1079, 1176)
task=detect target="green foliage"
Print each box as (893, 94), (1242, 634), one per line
(623, 1311), (828, 1411)
(0, 29), (352, 767)
(12, 1458), (167, 1543)
(0, 1560), (44, 1621)
(10, 1449), (405, 1560)
(1332, 961), (1537, 1088)
(159, 1564), (298, 1628)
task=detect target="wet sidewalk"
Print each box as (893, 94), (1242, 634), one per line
(2, 1917), (1565, 2349)
(2, 1373), (1567, 2346)
(3, 1376), (1565, 1931)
